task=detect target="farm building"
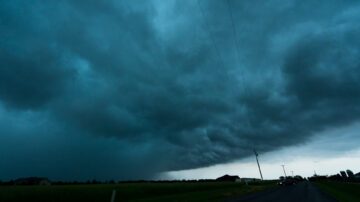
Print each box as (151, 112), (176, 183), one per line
(216, 175), (240, 182)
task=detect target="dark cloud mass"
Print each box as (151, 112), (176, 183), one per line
(0, 0), (360, 180)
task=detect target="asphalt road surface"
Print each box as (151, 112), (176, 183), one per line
(227, 182), (338, 202)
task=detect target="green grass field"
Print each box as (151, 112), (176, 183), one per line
(0, 181), (276, 202)
(313, 181), (360, 202)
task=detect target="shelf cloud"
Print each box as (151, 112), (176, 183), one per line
(1, 0), (359, 180)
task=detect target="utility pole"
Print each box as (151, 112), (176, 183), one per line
(291, 171), (294, 177)
(281, 165), (287, 178)
(254, 150), (263, 181)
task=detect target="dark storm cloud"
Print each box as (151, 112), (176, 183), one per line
(1, 0), (360, 180)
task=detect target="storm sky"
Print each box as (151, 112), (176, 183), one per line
(1, 0), (360, 181)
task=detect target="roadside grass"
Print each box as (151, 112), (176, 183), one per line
(313, 181), (360, 202)
(0, 181), (277, 202)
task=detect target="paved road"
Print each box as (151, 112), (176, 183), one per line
(227, 182), (338, 202)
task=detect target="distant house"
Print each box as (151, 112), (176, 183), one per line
(14, 177), (51, 186)
(216, 175), (240, 182)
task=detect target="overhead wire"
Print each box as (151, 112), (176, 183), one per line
(226, 0), (263, 162)
(226, 0), (243, 73)
(197, 0), (226, 70)
(226, 0), (254, 128)
(198, 0), (258, 146)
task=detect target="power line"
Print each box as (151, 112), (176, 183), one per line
(197, 0), (226, 70)
(226, 0), (249, 92)
(198, 0), (266, 181)
(226, 0), (242, 70)
(227, 0), (265, 180)
(225, 0), (252, 126)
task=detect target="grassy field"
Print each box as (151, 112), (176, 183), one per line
(313, 181), (360, 202)
(0, 181), (277, 202)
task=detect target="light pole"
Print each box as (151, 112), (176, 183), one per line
(281, 165), (287, 178)
(314, 161), (318, 176)
(254, 150), (263, 181)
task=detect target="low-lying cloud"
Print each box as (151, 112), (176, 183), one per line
(0, 0), (360, 180)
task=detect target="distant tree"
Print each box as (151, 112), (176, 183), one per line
(4, 180), (14, 185)
(294, 175), (304, 181)
(329, 174), (342, 181)
(92, 179), (100, 184)
(308, 175), (327, 182)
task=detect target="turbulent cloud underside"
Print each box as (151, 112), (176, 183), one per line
(0, 0), (360, 180)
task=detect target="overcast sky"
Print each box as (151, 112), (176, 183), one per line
(1, 0), (360, 181)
